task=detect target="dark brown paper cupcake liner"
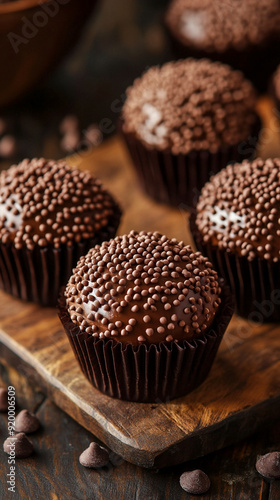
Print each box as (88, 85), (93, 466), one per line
(0, 211), (121, 307)
(120, 117), (261, 209)
(58, 283), (234, 403)
(165, 25), (280, 93)
(189, 213), (280, 322)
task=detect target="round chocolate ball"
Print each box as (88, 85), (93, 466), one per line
(65, 230), (222, 345)
(0, 157), (120, 251)
(122, 58), (258, 156)
(196, 158), (280, 262)
(165, 0), (280, 54)
(0, 158), (121, 305)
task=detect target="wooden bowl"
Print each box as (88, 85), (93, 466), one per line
(0, 0), (99, 108)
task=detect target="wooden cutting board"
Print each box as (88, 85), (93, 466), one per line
(0, 98), (280, 469)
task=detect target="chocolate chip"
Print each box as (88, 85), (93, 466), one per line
(3, 433), (34, 459)
(256, 452), (280, 479)
(79, 442), (109, 468)
(0, 388), (8, 412)
(15, 410), (40, 434)
(179, 470), (211, 494)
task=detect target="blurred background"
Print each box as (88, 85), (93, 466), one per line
(0, 0), (172, 168)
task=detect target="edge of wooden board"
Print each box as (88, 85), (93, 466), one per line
(0, 331), (279, 469)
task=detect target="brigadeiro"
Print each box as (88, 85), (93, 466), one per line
(165, 0), (280, 92)
(121, 58), (260, 209)
(0, 158), (121, 306)
(190, 158), (280, 322)
(58, 230), (233, 402)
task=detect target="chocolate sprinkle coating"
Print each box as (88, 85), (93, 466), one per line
(196, 158), (280, 261)
(79, 442), (109, 468)
(122, 58), (257, 155)
(0, 158), (119, 250)
(3, 433), (34, 459)
(165, 0), (280, 52)
(179, 469), (211, 494)
(256, 452), (280, 479)
(15, 410), (40, 434)
(65, 230), (221, 345)
(0, 388), (8, 412)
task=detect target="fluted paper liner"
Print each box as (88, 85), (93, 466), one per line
(58, 283), (234, 403)
(121, 118), (261, 209)
(189, 213), (280, 322)
(0, 211), (121, 306)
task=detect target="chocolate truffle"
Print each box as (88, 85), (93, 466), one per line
(15, 410), (40, 434)
(191, 158), (280, 320)
(60, 231), (233, 402)
(79, 442), (109, 468)
(65, 230), (222, 345)
(256, 452), (280, 479)
(0, 158), (121, 305)
(122, 59), (257, 156)
(195, 158), (280, 262)
(179, 470), (210, 494)
(166, 0), (280, 54)
(165, 0), (280, 91)
(121, 59), (260, 208)
(3, 433), (33, 459)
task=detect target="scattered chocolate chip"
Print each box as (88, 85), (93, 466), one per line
(84, 124), (103, 147)
(61, 131), (80, 153)
(179, 470), (211, 494)
(256, 452), (280, 479)
(0, 388), (8, 412)
(3, 433), (34, 459)
(0, 135), (16, 158)
(79, 442), (109, 468)
(15, 410), (40, 434)
(59, 114), (79, 134)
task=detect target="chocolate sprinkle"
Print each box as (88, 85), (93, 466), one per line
(122, 58), (257, 155)
(0, 387), (8, 412)
(256, 452), (280, 479)
(3, 433), (34, 459)
(196, 158), (280, 261)
(15, 410), (40, 434)
(79, 442), (109, 468)
(65, 230), (221, 345)
(0, 158), (118, 250)
(165, 0), (280, 52)
(179, 469), (211, 494)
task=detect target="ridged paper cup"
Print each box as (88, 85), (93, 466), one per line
(0, 211), (121, 307)
(58, 282), (234, 403)
(189, 213), (280, 322)
(121, 117), (261, 209)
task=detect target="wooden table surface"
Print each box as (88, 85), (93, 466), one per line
(0, 342), (279, 500)
(0, 98), (280, 499)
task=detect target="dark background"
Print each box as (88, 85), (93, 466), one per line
(0, 0), (172, 166)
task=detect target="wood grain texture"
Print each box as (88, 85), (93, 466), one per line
(0, 362), (279, 500)
(0, 101), (280, 468)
